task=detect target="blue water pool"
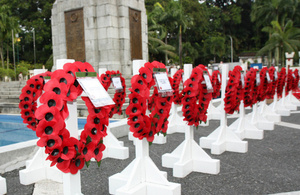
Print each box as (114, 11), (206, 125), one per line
(0, 115), (116, 147)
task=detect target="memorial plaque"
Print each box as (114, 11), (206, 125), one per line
(65, 8), (86, 62)
(129, 8), (142, 60)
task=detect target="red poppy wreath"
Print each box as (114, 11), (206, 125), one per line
(181, 64), (212, 126)
(34, 61), (112, 174)
(19, 71), (52, 131)
(277, 67), (286, 98)
(292, 69), (299, 91)
(257, 67), (269, 102)
(285, 68), (294, 95)
(224, 66), (243, 114)
(171, 69), (184, 105)
(125, 61), (173, 143)
(266, 66), (277, 99)
(211, 70), (221, 99)
(243, 68), (257, 107)
(98, 70), (126, 117)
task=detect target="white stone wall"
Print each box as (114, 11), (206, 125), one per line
(51, 0), (148, 75)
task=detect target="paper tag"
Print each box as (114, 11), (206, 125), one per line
(217, 74), (221, 83)
(76, 76), (115, 107)
(256, 72), (260, 86)
(266, 72), (271, 83)
(240, 72), (245, 88)
(154, 72), (173, 97)
(292, 73), (296, 78)
(274, 70), (278, 81)
(203, 72), (213, 93)
(112, 77), (123, 90)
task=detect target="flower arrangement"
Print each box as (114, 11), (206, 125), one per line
(285, 68), (294, 95)
(224, 66), (243, 114)
(32, 62), (112, 174)
(171, 69), (184, 105)
(292, 69), (299, 91)
(257, 67), (269, 102)
(99, 70), (126, 117)
(19, 71), (52, 131)
(277, 67), (286, 98)
(126, 61), (173, 143)
(266, 66), (277, 99)
(181, 64), (212, 126)
(211, 70), (221, 99)
(243, 68), (257, 107)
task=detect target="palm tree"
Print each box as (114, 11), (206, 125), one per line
(203, 36), (226, 63)
(258, 20), (300, 67)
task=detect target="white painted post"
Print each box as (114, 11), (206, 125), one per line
(199, 64), (248, 155)
(167, 67), (187, 134)
(97, 68), (129, 160)
(0, 176), (7, 195)
(162, 65), (220, 177)
(257, 99), (281, 123)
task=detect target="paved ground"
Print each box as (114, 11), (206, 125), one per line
(2, 109), (300, 195)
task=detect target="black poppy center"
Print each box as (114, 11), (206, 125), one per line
(51, 149), (59, 156)
(94, 108), (101, 113)
(60, 78), (67, 84)
(132, 116), (138, 122)
(36, 85), (41, 90)
(47, 139), (55, 147)
(25, 111), (30, 116)
(57, 157), (64, 163)
(132, 107), (137, 113)
(134, 123), (140, 128)
(45, 126), (53, 135)
(138, 80), (143, 85)
(63, 147), (69, 154)
(94, 148), (99, 155)
(48, 99), (56, 107)
(142, 73), (147, 79)
(24, 104), (29, 109)
(75, 159), (81, 167)
(27, 117), (32, 121)
(26, 90), (31, 95)
(53, 87), (61, 95)
(91, 128), (97, 135)
(45, 113), (54, 121)
(159, 109), (164, 114)
(30, 84), (34, 88)
(24, 97), (29, 101)
(132, 98), (138, 104)
(83, 147), (88, 155)
(94, 117), (100, 124)
(134, 89), (140, 94)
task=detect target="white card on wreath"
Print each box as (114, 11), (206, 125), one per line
(155, 73), (172, 91)
(77, 77), (115, 107)
(112, 77), (123, 90)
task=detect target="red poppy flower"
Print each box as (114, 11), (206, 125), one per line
(51, 69), (75, 87)
(40, 91), (64, 111)
(19, 93), (34, 104)
(19, 100), (32, 111)
(80, 123), (105, 144)
(23, 113), (36, 125)
(36, 118), (65, 137)
(125, 102), (144, 116)
(80, 142), (95, 162)
(37, 134), (62, 149)
(69, 156), (85, 174)
(139, 66), (153, 84)
(56, 158), (71, 173)
(44, 79), (68, 99)
(35, 104), (62, 121)
(60, 137), (77, 161)
(93, 142), (106, 162)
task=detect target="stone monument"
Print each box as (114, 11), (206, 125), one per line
(51, 0), (148, 75)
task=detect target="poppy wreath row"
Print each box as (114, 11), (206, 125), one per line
(126, 61), (173, 143)
(19, 71), (52, 131)
(171, 69), (184, 105)
(257, 67), (269, 102)
(277, 67), (286, 98)
(181, 64), (212, 126)
(224, 66), (243, 114)
(266, 66), (277, 99)
(243, 68), (257, 107)
(99, 70), (126, 117)
(285, 68), (294, 95)
(33, 62), (111, 174)
(211, 70), (221, 99)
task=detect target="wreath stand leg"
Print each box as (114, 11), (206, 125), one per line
(246, 103), (274, 130)
(277, 89), (297, 110)
(257, 100), (281, 123)
(207, 101), (221, 120)
(103, 126), (129, 160)
(167, 103), (187, 134)
(228, 101), (263, 140)
(162, 125), (220, 177)
(269, 92), (290, 116)
(287, 91), (300, 106)
(63, 100), (83, 195)
(109, 138), (181, 195)
(0, 176), (7, 195)
(199, 64), (248, 155)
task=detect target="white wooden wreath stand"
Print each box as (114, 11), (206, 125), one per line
(287, 91), (300, 106)
(109, 138), (181, 195)
(207, 101), (222, 120)
(228, 100), (263, 140)
(199, 64), (248, 155)
(98, 68), (129, 160)
(128, 60), (166, 144)
(269, 92), (290, 116)
(19, 59), (74, 186)
(0, 176), (7, 195)
(277, 89), (297, 111)
(257, 99), (281, 123)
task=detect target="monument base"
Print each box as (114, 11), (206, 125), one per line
(0, 176), (7, 195)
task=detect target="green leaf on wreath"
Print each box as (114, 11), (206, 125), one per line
(154, 113), (159, 119)
(163, 132), (167, 137)
(97, 160), (102, 167)
(86, 136), (92, 144)
(86, 160), (91, 168)
(149, 142), (153, 146)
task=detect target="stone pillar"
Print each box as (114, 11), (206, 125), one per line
(51, 0), (148, 76)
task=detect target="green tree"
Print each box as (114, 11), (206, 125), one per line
(258, 20), (300, 67)
(204, 36), (226, 63)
